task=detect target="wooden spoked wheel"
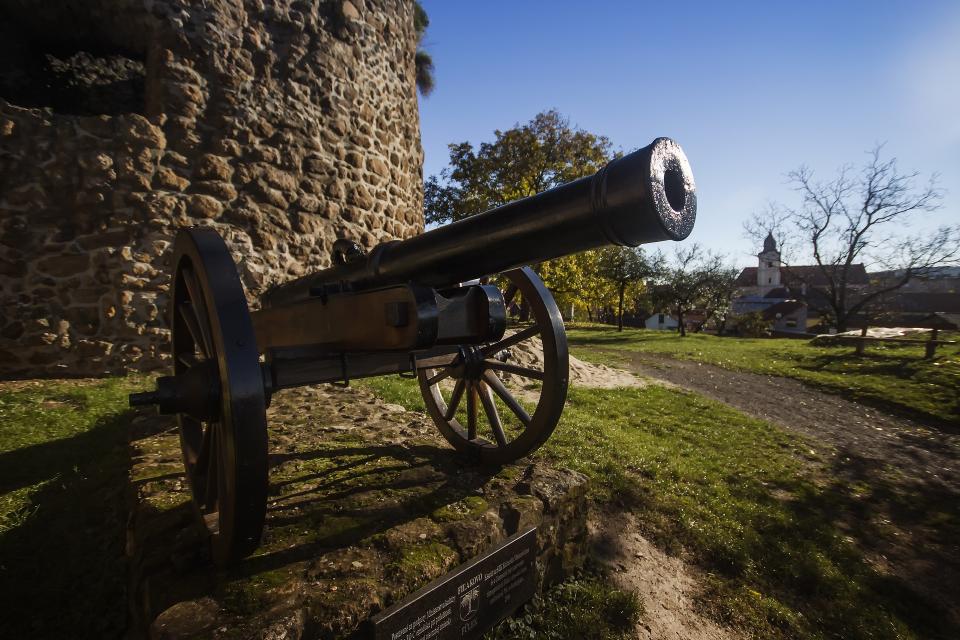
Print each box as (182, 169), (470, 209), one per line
(417, 267), (569, 465)
(171, 228), (268, 565)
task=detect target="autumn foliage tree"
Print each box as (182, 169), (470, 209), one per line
(597, 247), (660, 331)
(424, 110), (614, 225)
(425, 110), (618, 317)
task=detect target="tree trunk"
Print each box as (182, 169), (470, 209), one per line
(678, 308), (686, 337)
(617, 284), (625, 332)
(519, 300), (530, 322)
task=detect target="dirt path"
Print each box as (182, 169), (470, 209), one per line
(609, 351), (959, 490)
(603, 349), (960, 627)
(592, 512), (744, 640)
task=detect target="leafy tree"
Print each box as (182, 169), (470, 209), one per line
(744, 145), (958, 331)
(735, 312), (772, 338)
(597, 247), (660, 331)
(425, 110), (619, 317)
(697, 266), (739, 334)
(424, 110), (613, 225)
(538, 251), (611, 321)
(652, 245), (727, 337)
(413, 2), (434, 96)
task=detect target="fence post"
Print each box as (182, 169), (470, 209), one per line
(925, 328), (939, 359)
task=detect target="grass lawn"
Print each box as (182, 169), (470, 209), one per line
(0, 377), (141, 639)
(364, 375), (958, 640)
(565, 325), (960, 426)
(4, 369), (955, 639)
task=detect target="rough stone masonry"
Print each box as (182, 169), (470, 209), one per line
(0, 0), (424, 377)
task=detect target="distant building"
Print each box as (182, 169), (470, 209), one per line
(645, 313), (679, 331)
(731, 234), (818, 333)
(732, 235), (960, 331)
(869, 267), (960, 294)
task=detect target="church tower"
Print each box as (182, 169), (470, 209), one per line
(757, 233), (781, 295)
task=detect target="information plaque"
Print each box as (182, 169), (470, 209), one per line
(369, 527), (538, 640)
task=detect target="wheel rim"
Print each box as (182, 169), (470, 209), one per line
(417, 267), (569, 465)
(171, 228), (268, 565)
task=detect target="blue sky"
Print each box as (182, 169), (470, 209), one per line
(416, 1), (960, 268)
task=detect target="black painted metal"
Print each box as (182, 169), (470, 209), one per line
(417, 267), (568, 465)
(170, 228), (269, 566)
(263, 137), (696, 306)
(127, 135), (697, 565)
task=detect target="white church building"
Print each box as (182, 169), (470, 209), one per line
(731, 234), (808, 333)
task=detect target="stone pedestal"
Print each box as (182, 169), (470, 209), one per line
(127, 384), (588, 639)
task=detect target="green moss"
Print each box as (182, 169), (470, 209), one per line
(142, 490), (191, 512)
(430, 495), (488, 522)
(131, 462), (185, 483)
(387, 541), (458, 586)
(222, 568), (295, 615)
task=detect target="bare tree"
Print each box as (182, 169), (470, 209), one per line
(745, 145), (958, 331)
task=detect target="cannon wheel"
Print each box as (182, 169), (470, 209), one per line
(417, 267), (569, 465)
(171, 228), (268, 565)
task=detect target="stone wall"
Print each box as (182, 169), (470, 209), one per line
(0, 0), (424, 377)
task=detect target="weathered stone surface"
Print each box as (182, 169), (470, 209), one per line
(127, 385), (589, 639)
(0, 0), (425, 377)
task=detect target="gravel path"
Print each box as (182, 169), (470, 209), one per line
(612, 351), (959, 487)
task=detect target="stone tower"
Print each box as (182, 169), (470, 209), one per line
(0, 0), (424, 377)
(757, 232), (781, 295)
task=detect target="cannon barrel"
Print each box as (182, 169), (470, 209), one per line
(264, 137), (696, 307)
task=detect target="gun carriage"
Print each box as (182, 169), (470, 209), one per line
(129, 137), (697, 564)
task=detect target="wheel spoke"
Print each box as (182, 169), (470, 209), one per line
(444, 379), (466, 421)
(427, 367), (453, 386)
(177, 351), (205, 368)
(480, 325), (540, 358)
(203, 423), (220, 510)
(466, 382), (478, 440)
(479, 383), (508, 447)
(177, 301), (207, 354)
(181, 267), (214, 357)
(193, 422), (212, 476)
(483, 359), (545, 381)
(503, 283), (519, 307)
(482, 370), (532, 426)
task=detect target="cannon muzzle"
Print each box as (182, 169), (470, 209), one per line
(265, 137), (695, 306)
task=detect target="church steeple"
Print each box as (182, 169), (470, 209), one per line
(762, 232), (777, 254)
(757, 232), (781, 294)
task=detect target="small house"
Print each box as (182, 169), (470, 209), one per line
(645, 313), (679, 331)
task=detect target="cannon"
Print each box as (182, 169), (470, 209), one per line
(129, 137), (697, 564)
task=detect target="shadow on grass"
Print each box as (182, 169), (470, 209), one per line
(796, 353), (960, 429)
(0, 410), (133, 639)
(140, 438), (505, 619)
(629, 447), (960, 639)
(243, 441), (498, 574)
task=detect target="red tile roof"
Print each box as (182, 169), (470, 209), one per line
(735, 264), (868, 287)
